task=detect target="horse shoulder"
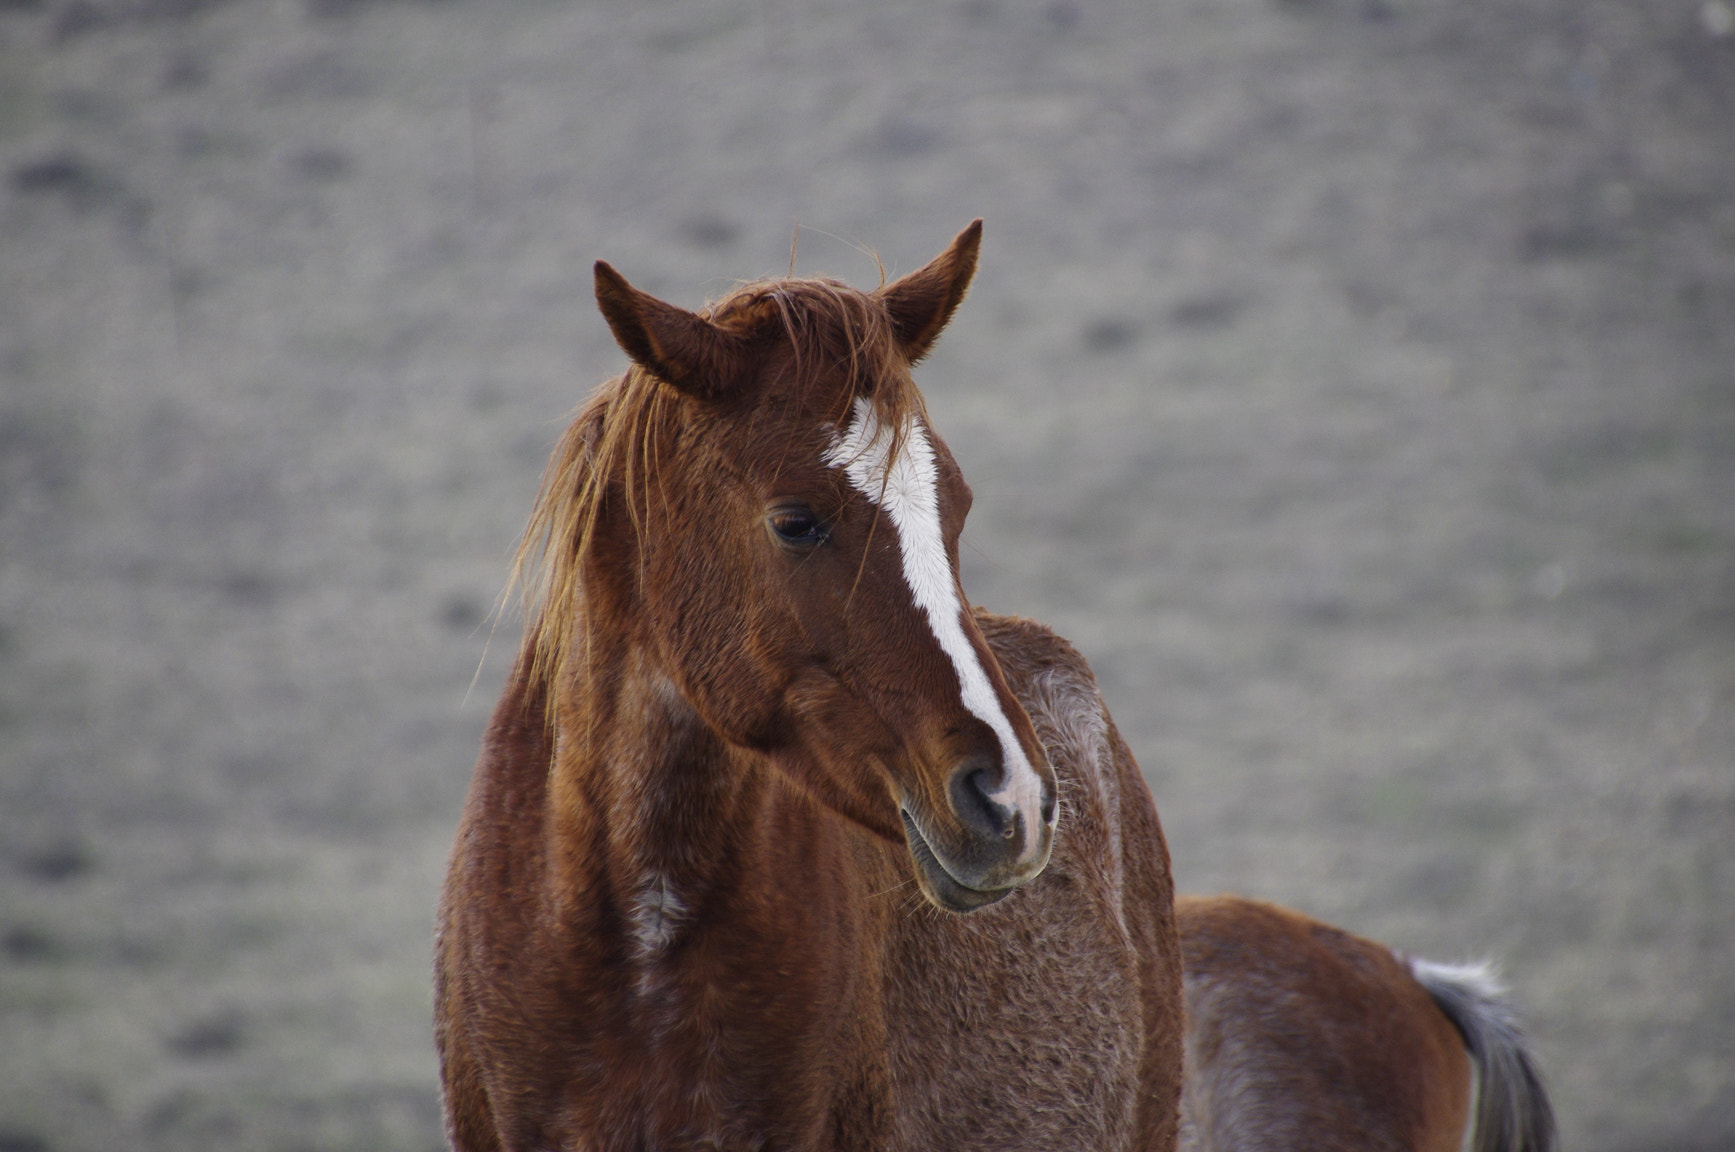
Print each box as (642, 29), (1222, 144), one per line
(440, 661), (558, 936)
(973, 609), (1184, 1149)
(439, 663), (671, 1149)
(435, 663), (565, 1149)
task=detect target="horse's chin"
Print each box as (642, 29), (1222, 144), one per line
(899, 809), (1016, 913)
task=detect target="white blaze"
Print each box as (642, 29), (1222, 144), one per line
(824, 397), (1045, 848)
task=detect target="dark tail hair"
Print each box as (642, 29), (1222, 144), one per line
(1409, 959), (1557, 1152)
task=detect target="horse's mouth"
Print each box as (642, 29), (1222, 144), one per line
(899, 809), (1015, 913)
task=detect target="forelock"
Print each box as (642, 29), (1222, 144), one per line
(705, 276), (924, 432)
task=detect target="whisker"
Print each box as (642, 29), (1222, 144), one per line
(867, 875), (918, 903)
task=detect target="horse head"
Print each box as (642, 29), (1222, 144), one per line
(542, 221), (1055, 911)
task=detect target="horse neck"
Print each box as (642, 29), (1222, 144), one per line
(542, 624), (770, 937)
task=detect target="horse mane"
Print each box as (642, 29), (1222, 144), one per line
(508, 274), (930, 702)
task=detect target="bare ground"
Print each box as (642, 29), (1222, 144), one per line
(1, 1), (1732, 1149)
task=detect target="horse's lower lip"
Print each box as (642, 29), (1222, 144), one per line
(899, 809), (1013, 913)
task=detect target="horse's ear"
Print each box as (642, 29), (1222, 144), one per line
(594, 261), (749, 400)
(878, 219), (982, 364)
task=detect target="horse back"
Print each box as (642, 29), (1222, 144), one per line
(1177, 895), (1473, 1152)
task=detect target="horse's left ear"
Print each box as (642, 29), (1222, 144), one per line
(878, 219), (982, 364)
(594, 261), (752, 401)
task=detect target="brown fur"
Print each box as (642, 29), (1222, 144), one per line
(435, 223), (1184, 1150)
(1177, 896), (1555, 1152)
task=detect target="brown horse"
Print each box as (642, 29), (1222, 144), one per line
(434, 222), (1185, 1150)
(1177, 895), (1556, 1152)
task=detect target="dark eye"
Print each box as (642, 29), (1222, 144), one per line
(768, 505), (829, 549)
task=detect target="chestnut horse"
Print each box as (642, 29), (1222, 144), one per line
(435, 222), (1185, 1150)
(1177, 895), (1556, 1152)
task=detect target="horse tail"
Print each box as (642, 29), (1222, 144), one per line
(1408, 958), (1557, 1152)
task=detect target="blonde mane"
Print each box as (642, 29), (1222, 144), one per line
(508, 275), (929, 701)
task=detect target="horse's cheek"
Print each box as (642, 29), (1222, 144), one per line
(662, 565), (793, 748)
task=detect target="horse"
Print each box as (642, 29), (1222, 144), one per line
(434, 221), (1187, 1151)
(1176, 895), (1557, 1152)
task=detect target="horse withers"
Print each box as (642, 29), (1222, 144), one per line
(434, 222), (1185, 1150)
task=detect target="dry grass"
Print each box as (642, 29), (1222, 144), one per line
(1, 1), (1731, 1148)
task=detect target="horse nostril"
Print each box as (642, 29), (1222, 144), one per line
(948, 759), (1018, 843)
(1040, 785), (1056, 826)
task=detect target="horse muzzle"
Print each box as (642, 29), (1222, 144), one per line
(898, 799), (1053, 914)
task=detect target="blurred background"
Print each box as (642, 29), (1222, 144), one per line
(2, 0), (1732, 1148)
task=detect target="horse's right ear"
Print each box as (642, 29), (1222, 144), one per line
(594, 262), (749, 401)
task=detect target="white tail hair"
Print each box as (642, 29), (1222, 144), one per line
(1408, 958), (1556, 1152)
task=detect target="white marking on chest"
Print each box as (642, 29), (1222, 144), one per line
(824, 397), (1045, 850)
(630, 871), (687, 959)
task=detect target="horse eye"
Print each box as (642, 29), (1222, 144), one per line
(768, 506), (829, 548)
